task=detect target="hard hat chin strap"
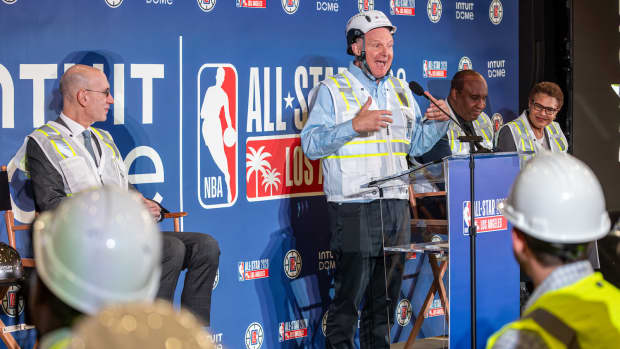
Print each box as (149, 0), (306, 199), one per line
(355, 35), (390, 81)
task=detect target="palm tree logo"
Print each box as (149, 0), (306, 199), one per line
(261, 168), (281, 196)
(246, 146), (272, 197)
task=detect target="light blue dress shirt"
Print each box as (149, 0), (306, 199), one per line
(301, 62), (449, 161)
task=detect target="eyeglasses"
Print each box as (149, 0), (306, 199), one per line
(530, 101), (559, 115)
(84, 88), (111, 97)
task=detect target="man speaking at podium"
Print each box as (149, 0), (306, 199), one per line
(301, 10), (449, 349)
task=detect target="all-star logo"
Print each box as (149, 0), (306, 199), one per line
(427, 0), (442, 23)
(197, 0), (216, 12)
(245, 322), (264, 349)
(489, 0), (503, 25)
(105, 0), (123, 8)
(283, 249), (302, 279)
(2, 0), (17, 5)
(237, 0), (266, 7)
(396, 299), (412, 326)
(2, 285), (24, 317)
(458, 56), (473, 71)
(358, 0), (373, 12)
(282, 0), (299, 14)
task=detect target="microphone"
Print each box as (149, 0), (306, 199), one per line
(409, 81), (455, 124)
(408, 81), (492, 153)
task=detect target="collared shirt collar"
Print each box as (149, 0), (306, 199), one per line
(59, 112), (88, 137)
(348, 62), (390, 91)
(446, 100), (469, 126)
(524, 260), (593, 311)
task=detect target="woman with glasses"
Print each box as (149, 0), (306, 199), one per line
(495, 82), (568, 154)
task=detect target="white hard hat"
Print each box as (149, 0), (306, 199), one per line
(346, 10), (396, 55)
(499, 152), (610, 244)
(33, 187), (162, 315)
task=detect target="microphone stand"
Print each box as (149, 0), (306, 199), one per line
(408, 81), (489, 348)
(459, 134), (485, 349)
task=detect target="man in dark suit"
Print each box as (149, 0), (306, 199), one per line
(23, 64), (219, 326)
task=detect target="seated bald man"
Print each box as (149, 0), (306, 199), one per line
(19, 64), (219, 326)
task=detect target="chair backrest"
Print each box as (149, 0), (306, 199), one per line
(1, 166), (34, 268)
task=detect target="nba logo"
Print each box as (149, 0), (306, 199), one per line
(197, 64), (238, 209)
(278, 322), (285, 342)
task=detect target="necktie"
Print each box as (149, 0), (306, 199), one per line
(82, 130), (98, 165)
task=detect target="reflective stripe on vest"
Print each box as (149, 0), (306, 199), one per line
(506, 113), (567, 154)
(447, 112), (494, 155)
(35, 124), (78, 160)
(522, 309), (580, 349)
(91, 127), (121, 159)
(486, 272), (620, 349)
(320, 72), (413, 200)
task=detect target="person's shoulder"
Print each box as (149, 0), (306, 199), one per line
(491, 328), (547, 349)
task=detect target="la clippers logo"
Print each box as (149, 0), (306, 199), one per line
(458, 56), (473, 71)
(390, 0), (415, 16)
(282, 0), (299, 14)
(2, 285), (24, 317)
(283, 249), (302, 279)
(489, 0), (503, 25)
(463, 199), (508, 235)
(237, 0), (267, 8)
(246, 135), (323, 201)
(245, 322), (264, 349)
(427, 0), (442, 23)
(358, 0), (373, 12)
(491, 113), (503, 132)
(197, 64), (238, 209)
(105, 0), (123, 8)
(2, 0), (17, 4)
(197, 0), (216, 12)
(396, 299), (412, 326)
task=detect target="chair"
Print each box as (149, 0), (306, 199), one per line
(0, 166), (34, 349)
(404, 184), (449, 348)
(0, 166), (34, 268)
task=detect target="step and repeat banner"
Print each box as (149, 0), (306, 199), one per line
(0, 1), (518, 348)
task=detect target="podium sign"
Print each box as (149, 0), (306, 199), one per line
(447, 153), (520, 348)
(379, 153), (521, 348)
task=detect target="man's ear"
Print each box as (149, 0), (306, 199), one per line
(512, 227), (528, 259)
(76, 89), (88, 108)
(351, 39), (363, 57)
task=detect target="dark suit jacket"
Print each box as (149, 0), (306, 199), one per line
(26, 117), (166, 218)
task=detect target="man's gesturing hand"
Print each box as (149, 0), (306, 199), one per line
(352, 97), (393, 133)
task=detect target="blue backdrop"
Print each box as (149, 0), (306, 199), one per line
(0, 1), (518, 348)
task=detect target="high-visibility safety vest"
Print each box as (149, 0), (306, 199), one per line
(486, 272), (620, 349)
(319, 71), (415, 201)
(447, 111), (494, 155)
(498, 111), (568, 154)
(25, 121), (128, 196)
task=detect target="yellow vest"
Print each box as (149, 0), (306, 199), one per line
(487, 272), (620, 348)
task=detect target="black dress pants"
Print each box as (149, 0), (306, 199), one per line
(325, 199), (409, 349)
(156, 230), (220, 326)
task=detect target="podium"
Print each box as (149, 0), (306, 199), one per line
(367, 153), (523, 349)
